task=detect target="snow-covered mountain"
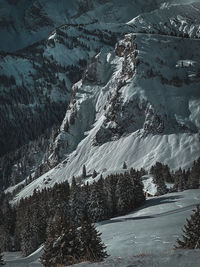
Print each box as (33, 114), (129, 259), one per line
(1, 1), (200, 266)
(1, 0), (200, 196)
(12, 29), (200, 201)
(128, 1), (200, 38)
(0, 20), (124, 156)
(0, 0), (166, 52)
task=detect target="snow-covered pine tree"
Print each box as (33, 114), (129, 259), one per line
(79, 215), (108, 262)
(48, 181), (70, 217)
(176, 205), (200, 249)
(88, 177), (108, 222)
(0, 249), (5, 266)
(57, 221), (81, 266)
(69, 177), (88, 224)
(116, 172), (135, 214)
(41, 212), (80, 267)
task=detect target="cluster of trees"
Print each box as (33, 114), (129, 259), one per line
(41, 213), (107, 266)
(150, 162), (171, 195)
(150, 157), (200, 195)
(0, 74), (16, 87)
(0, 125), (59, 191)
(0, 169), (145, 256)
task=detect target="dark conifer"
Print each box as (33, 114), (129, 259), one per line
(92, 169), (97, 178)
(150, 162), (168, 195)
(174, 168), (185, 191)
(176, 205), (200, 249)
(116, 172), (135, 214)
(41, 213), (80, 267)
(82, 165), (87, 179)
(130, 170), (145, 207)
(70, 181), (88, 224)
(188, 158), (200, 189)
(88, 178), (108, 222)
(104, 174), (118, 216)
(0, 249), (5, 266)
(123, 162), (127, 169)
(79, 216), (108, 262)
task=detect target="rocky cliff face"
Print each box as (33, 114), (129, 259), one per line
(0, 20), (127, 188)
(49, 30), (200, 169)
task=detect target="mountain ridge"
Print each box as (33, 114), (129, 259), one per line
(1, 0), (200, 196)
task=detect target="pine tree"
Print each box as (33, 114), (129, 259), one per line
(188, 158), (200, 189)
(150, 162), (168, 195)
(123, 162), (127, 169)
(0, 249), (5, 266)
(92, 169), (97, 178)
(116, 172), (135, 214)
(79, 216), (108, 262)
(82, 165), (87, 179)
(20, 207), (34, 256)
(88, 178), (108, 222)
(130, 170), (145, 207)
(104, 174), (118, 216)
(41, 213), (80, 267)
(174, 168), (185, 191)
(70, 180), (88, 224)
(176, 205), (200, 249)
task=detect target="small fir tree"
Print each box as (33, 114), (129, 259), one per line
(123, 162), (127, 169)
(92, 169), (97, 179)
(175, 205), (200, 249)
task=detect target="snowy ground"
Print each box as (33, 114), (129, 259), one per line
(4, 189), (200, 267)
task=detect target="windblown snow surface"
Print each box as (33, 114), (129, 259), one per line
(4, 189), (200, 267)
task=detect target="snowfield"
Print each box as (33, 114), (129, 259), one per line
(4, 189), (200, 267)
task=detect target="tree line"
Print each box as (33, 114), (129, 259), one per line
(0, 168), (145, 257)
(150, 157), (200, 195)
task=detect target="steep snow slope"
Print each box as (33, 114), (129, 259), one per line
(0, 22), (129, 189)
(4, 189), (200, 266)
(12, 31), (200, 201)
